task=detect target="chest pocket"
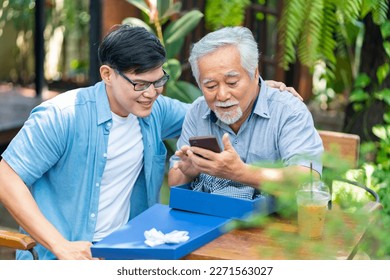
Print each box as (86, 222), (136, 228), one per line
(147, 142), (167, 205)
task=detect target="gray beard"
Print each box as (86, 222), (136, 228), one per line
(215, 107), (243, 125)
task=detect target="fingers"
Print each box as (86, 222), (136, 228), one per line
(221, 133), (232, 151)
(265, 80), (285, 90)
(264, 80), (303, 101)
(175, 146), (191, 158)
(286, 86), (303, 101)
(173, 149), (194, 170)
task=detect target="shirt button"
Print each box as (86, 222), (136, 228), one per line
(91, 213), (96, 218)
(95, 183), (100, 187)
(103, 153), (107, 158)
(234, 140), (238, 144)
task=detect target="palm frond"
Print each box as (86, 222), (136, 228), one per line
(335, 0), (363, 23)
(297, 0), (324, 67)
(372, 0), (389, 25)
(205, 0), (250, 30)
(319, 1), (338, 80)
(278, 0), (307, 69)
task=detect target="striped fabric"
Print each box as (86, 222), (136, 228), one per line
(191, 173), (260, 200)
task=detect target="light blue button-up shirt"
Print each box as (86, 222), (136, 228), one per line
(2, 81), (189, 259)
(174, 77), (323, 175)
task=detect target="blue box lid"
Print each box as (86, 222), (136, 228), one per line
(91, 204), (231, 260)
(169, 183), (276, 220)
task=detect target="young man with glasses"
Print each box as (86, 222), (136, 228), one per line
(0, 25), (300, 260)
(0, 25), (185, 260)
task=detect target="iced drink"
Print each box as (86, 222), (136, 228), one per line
(296, 190), (330, 239)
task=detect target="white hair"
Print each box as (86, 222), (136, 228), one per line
(189, 26), (260, 86)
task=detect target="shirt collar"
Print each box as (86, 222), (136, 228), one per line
(253, 76), (270, 119)
(202, 76), (271, 123)
(95, 81), (113, 125)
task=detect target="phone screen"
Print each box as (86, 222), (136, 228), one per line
(189, 136), (221, 153)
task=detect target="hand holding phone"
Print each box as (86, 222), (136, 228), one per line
(189, 136), (221, 153)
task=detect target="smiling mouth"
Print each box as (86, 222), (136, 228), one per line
(138, 100), (153, 106)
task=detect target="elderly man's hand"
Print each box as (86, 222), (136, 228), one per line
(185, 133), (246, 182)
(265, 80), (303, 101)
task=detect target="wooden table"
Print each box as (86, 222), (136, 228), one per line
(184, 202), (380, 260)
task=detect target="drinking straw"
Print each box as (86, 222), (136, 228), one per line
(310, 162), (313, 200)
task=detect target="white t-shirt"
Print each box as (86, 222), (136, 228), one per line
(93, 112), (143, 241)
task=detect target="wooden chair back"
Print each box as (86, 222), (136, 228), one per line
(318, 130), (360, 168)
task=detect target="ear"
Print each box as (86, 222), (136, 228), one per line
(254, 68), (259, 80)
(100, 65), (113, 86)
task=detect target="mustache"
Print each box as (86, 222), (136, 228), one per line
(214, 101), (239, 107)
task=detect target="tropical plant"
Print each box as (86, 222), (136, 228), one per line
(278, 0), (388, 95)
(0, 0), (90, 85)
(0, 0), (35, 84)
(354, 19), (390, 215)
(124, 0), (203, 104)
(204, 0), (251, 31)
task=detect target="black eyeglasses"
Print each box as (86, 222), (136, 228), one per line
(115, 69), (170, 91)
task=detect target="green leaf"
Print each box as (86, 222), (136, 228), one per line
(121, 17), (154, 34)
(164, 59), (181, 81)
(126, 0), (150, 15)
(353, 73), (371, 88)
(360, 141), (377, 155)
(278, 0), (306, 69)
(384, 112), (390, 124)
(165, 80), (202, 104)
(353, 103), (364, 112)
(372, 125), (390, 141)
(349, 88), (369, 102)
(175, 80), (202, 101)
(165, 37), (184, 59)
(384, 41), (390, 59)
(374, 88), (390, 105)
(372, 1), (389, 25)
(157, 0), (171, 19)
(381, 20), (390, 39)
(157, 0), (180, 25)
(163, 10), (203, 45)
(376, 63), (390, 85)
(161, 2), (182, 20)
(205, 0), (251, 30)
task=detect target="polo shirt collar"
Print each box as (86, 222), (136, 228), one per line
(253, 76), (270, 119)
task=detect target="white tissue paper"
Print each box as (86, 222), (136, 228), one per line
(144, 228), (190, 247)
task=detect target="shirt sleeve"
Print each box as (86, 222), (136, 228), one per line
(1, 102), (66, 186)
(278, 105), (324, 175)
(155, 96), (190, 140)
(168, 99), (202, 169)
(175, 99), (203, 149)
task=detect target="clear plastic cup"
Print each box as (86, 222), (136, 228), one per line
(296, 182), (330, 239)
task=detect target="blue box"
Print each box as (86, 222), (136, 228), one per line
(91, 203), (231, 260)
(169, 183), (276, 220)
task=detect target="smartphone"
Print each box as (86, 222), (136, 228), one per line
(189, 135), (221, 153)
